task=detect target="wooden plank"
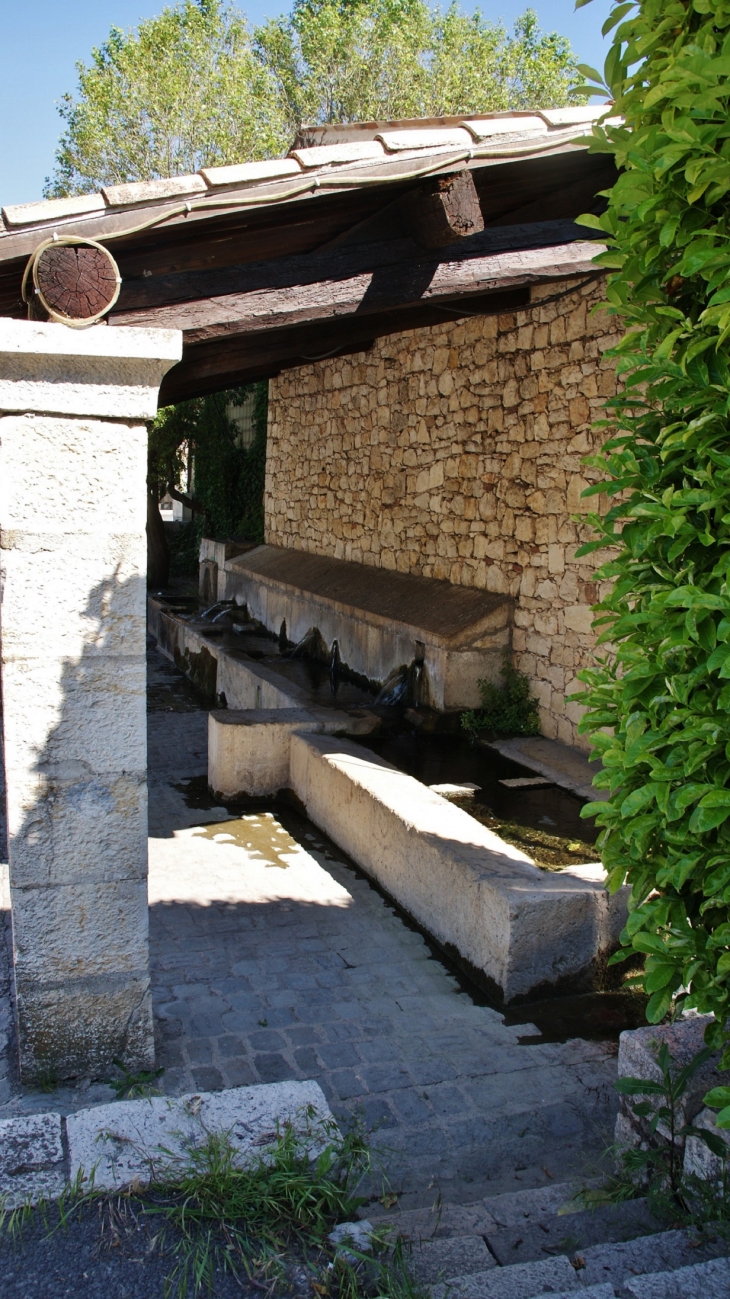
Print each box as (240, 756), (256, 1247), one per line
(111, 239), (603, 343)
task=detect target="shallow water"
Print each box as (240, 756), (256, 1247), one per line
(358, 730), (599, 846)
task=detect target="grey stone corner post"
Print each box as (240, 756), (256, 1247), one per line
(0, 318), (182, 1083)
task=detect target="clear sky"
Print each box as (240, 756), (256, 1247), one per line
(0, 0), (612, 209)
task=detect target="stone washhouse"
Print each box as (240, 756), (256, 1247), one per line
(0, 105), (621, 1082)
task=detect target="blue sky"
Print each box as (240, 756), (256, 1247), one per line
(0, 0), (612, 209)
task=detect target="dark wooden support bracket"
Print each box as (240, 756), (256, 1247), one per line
(405, 169), (485, 249)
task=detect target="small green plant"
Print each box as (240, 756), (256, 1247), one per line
(461, 656), (540, 740)
(583, 1041), (730, 1226)
(106, 1058), (165, 1100)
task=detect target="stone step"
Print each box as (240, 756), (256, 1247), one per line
(407, 1234), (496, 1284)
(577, 1226), (730, 1290)
(433, 1255), (579, 1298)
(532, 1288), (615, 1299)
(624, 1255), (730, 1298)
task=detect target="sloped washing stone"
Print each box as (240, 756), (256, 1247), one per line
(433, 1256), (579, 1298)
(625, 1255), (730, 1298)
(0, 1112), (66, 1207)
(67, 1079), (333, 1192)
(408, 1235), (495, 1283)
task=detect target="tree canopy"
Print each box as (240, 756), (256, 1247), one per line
(47, 0), (584, 196)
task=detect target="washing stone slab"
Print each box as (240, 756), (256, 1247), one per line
(0, 1112), (66, 1207)
(486, 736), (606, 803)
(290, 732), (626, 1002)
(67, 1079), (333, 1192)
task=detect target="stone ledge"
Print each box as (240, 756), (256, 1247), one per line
(0, 1079), (333, 1206)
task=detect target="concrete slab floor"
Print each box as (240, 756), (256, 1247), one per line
(0, 647), (619, 1210)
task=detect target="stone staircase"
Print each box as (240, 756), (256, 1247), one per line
(368, 1179), (730, 1297)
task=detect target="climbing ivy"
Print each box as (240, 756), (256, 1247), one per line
(571, 0), (730, 1056)
(149, 380), (268, 553)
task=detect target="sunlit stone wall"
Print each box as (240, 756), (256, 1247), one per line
(265, 277), (620, 748)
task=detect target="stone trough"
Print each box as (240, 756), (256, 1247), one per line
(208, 710), (626, 1004)
(201, 541), (512, 709)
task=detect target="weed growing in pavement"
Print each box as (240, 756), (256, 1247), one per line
(106, 1057), (165, 1099)
(576, 1040), (730, 1234)
(139, 1109), (384, 1297)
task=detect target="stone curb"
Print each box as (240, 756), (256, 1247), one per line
(0, 1079), (333, 1208)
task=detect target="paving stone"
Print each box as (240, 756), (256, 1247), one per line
(433, 1255), (579, 1298)
(0, 1112), (66, 1207)
(66, 1080), (332, 1192)
(625, 1256), (730, 1298)
(407, 1235), (495, 1283)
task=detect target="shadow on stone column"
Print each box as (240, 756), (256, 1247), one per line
(6, 569), (153, 1084)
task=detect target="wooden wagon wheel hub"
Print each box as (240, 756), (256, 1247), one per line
(23, 236), (121, 327)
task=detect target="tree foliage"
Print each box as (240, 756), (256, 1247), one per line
(48, 0), (287, 195)
(47, 0), (584, 195)
(570, 0), (730, 1059)
(256, 0), (582, 128)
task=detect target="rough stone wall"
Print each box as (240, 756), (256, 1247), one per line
(265, 277), (620, 749)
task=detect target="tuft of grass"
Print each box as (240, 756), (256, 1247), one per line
(105, 1057), (165, 1100)
(142, 1110), (372, 1296)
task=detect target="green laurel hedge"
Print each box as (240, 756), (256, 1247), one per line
(572, 0), (730, 1060)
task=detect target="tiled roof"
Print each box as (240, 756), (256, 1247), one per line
(0, 105), (614, 239)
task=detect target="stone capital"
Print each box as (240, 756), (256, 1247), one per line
(0, 318), (182, 420)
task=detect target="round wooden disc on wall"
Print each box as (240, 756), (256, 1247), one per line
(28, 240), (121, 325)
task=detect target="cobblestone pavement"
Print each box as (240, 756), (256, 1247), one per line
(0, 650), (619, 1210)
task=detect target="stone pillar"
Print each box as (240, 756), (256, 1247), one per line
(0, 319), (182, 1082)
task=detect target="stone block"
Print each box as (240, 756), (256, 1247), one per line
(66, 1079), (334, 1191)
(625, 1257), (730, 1299)
(683, 1107), (730, 1183)
(0, 1112), (66, 1207)
(407, 1235), (494, 1283)
(433, 1256), (578, 1299)
(0, 319), (182, 420)
(209, 708), (335, 797)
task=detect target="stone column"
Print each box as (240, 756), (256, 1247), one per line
(0, 319), (181, 1082)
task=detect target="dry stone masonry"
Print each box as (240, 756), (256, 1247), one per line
(266, 277), (620, 748)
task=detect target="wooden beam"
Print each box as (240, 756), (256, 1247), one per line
(158, 286), (531, 404)
(404, 169), (484, 248)
(114, 218), (590, 314)
(111, 238), (602, 344)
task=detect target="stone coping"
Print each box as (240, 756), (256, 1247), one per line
(0, 1080), (332, 1207)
